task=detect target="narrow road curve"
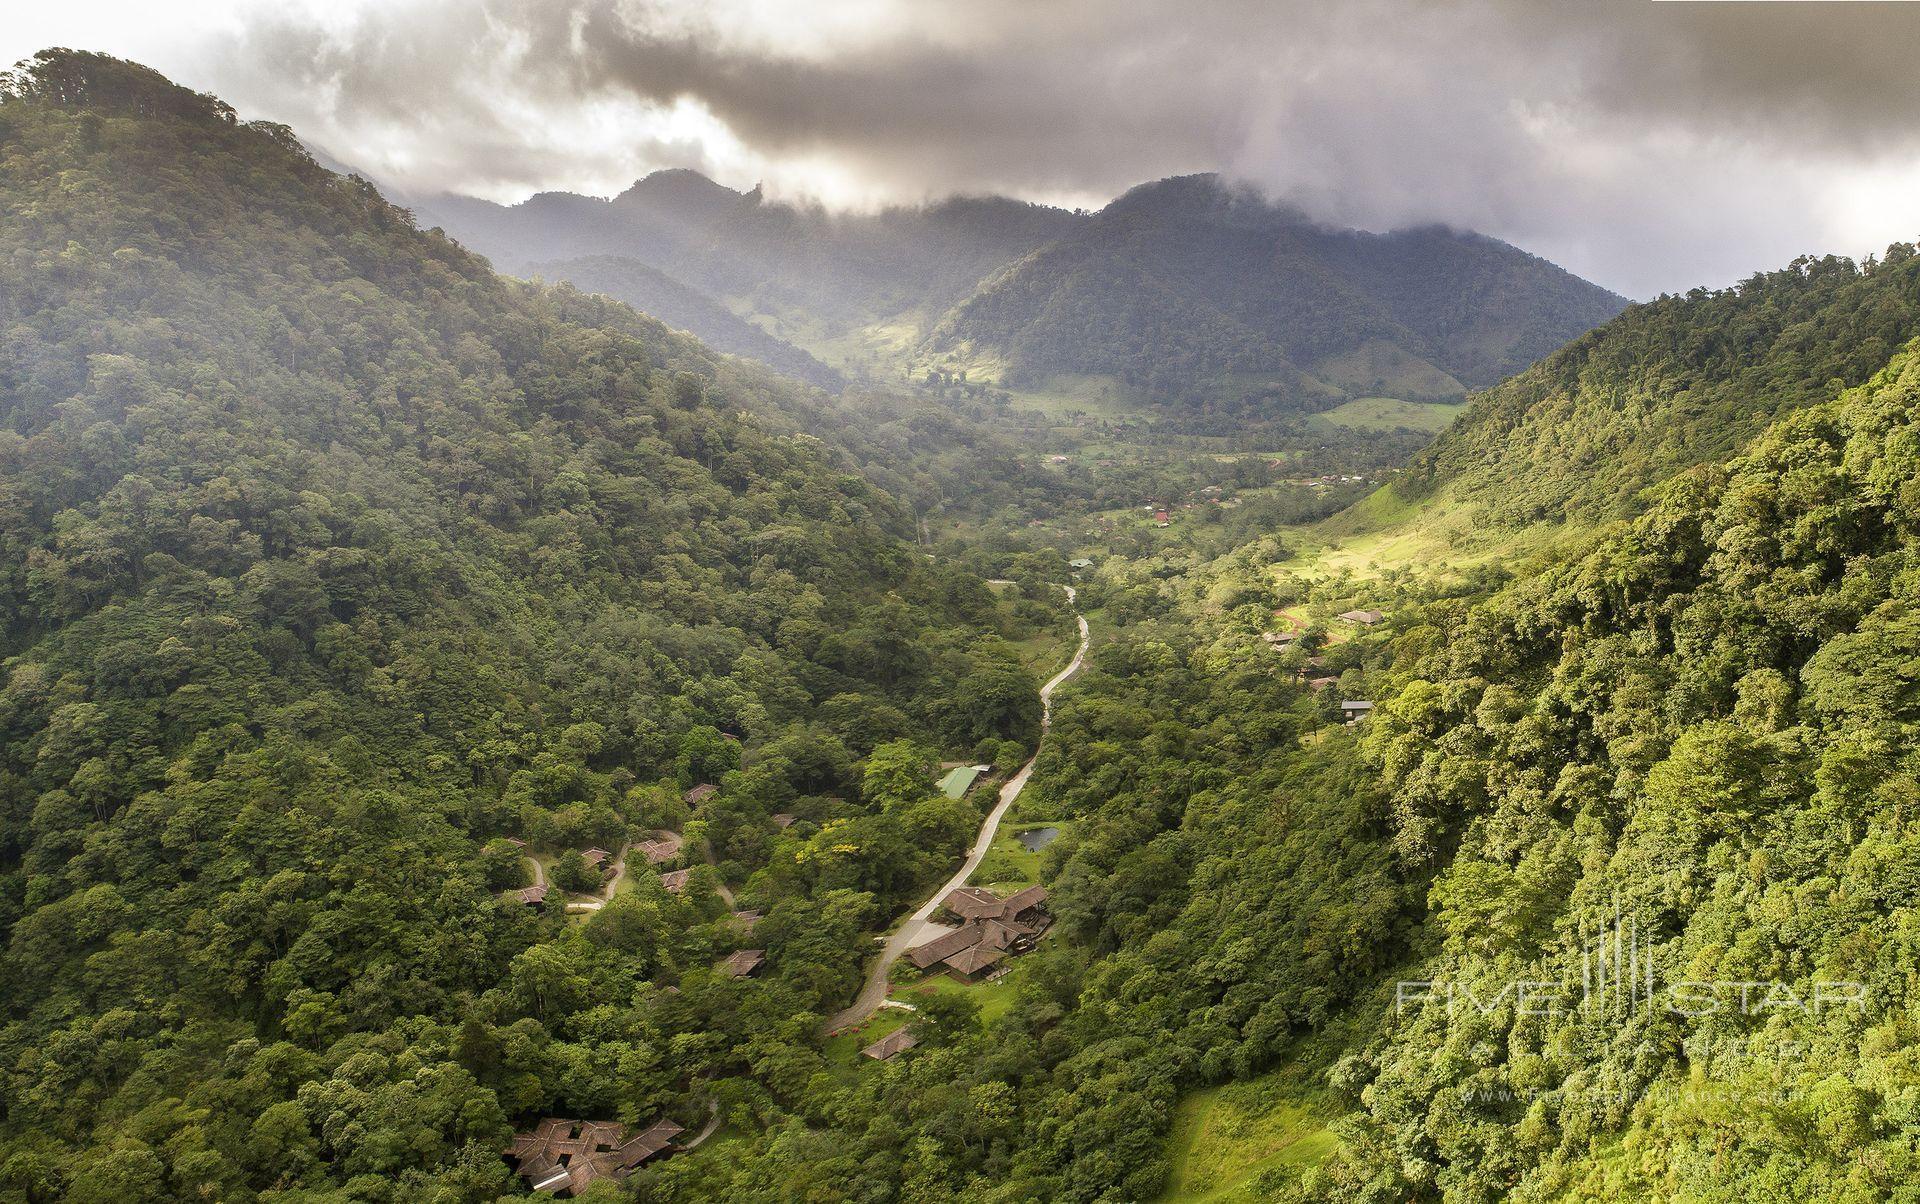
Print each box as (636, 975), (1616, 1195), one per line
(561, 841), (633, 914)
(680, 1099), (723, 1152)
(824, 585), (1089, 1034)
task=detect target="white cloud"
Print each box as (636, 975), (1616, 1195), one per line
(10, 0), (1920, 298)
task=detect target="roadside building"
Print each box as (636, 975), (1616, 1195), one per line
(937, 765), (988, 800)
(908, 886), (1051, 977)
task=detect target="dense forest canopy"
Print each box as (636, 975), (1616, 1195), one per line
(10, 41), (1920, 1204)
(1394, 247), (1920, 528)
(0, 50), (1067, 1203)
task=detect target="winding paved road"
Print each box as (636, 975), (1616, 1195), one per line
(823, 586), (1089, 1034)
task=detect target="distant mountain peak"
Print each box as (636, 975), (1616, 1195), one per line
(614, 168), (753, 216)
(1101, 172), (1310, 227)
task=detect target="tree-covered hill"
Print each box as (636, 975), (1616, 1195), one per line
(0, 50), (1066, 1202)
(419, 170), (1622, 430)
(1391, 248), (1920, 528)
(419, 171), (1080, 348)
(922, 174), (1626, 409)
(523, 254), (844, 390)
(805, 258), (1920, 1202)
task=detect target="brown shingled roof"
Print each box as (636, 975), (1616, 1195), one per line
(941, 886), (1005, 921)
(505, 1116), (684, 1195)
(907, 924), (985, 970)
(718, 949), (765, 978)
(861, 1028), (919, 1060)
(639, 833), (682, 864)
(944, 943), (1007, 977)
(1000, 885), (1048, 916)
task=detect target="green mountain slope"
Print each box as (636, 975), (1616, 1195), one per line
(1301, 337), (1920, 1201)
(0, 50), (1064, 1200)
(1398, 248), (1920, 527)
(923, 174), (1626, 411)
(420, 173), (1081, 363)
(894, 254), (1920, 1203)
(525, 253), (844, 389)
(420, 172), (1622, 427)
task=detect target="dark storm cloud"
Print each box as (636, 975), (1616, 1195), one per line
(204, 0), (1920, 297)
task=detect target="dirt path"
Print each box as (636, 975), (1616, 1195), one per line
(681, 1099), (723, 1152)
(823, 587), (1089, 1034)
(561, 842), (633, 914)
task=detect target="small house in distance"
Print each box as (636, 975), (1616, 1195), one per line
(1068, 557), (1093, 570)
(1262, 630), (1297, 648)
(1308, 676), (1338, 692)
(510, 883), (549, 907)
(861, 1028), (918, 1061)
(718, 949), (765, 978)
(505, 1117), (684, 1196)
(1338, 609), (1384, 626)
(1341, 700), (1375, 724)
(769, 812), (796, 830)
(684, 783), (718, 805)
(1154, 509), (1171, 527)
(581, 847), (609, 870)
(660, 868), (692, 893)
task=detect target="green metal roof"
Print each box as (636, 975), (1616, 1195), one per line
(938, 765), (984, 800)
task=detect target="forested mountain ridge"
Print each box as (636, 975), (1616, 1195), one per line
(417, 169), (1622, 425)
(914, 257), (1920, 1201)
(1329, 330), (1920, 1200)
(0, 50), (1065, 1202)
(1389, 247), (1920, 529)
(523, 254), (844, 390)
(418, 172), (1080, 365)
(921, 174), (1627, 408)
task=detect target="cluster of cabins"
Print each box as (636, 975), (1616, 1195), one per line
(1257, 608), (1384, 722)
(505, 1117), (684, 1196)
(906, 885), (1050, 982)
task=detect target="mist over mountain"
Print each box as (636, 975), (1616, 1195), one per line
(412, 169), (1623, 417)
(925, 173), (1626, 410)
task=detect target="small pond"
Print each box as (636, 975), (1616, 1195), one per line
(1016, 826), (1061, 853)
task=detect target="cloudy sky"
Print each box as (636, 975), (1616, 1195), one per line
(8, 0), (1920, 298)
